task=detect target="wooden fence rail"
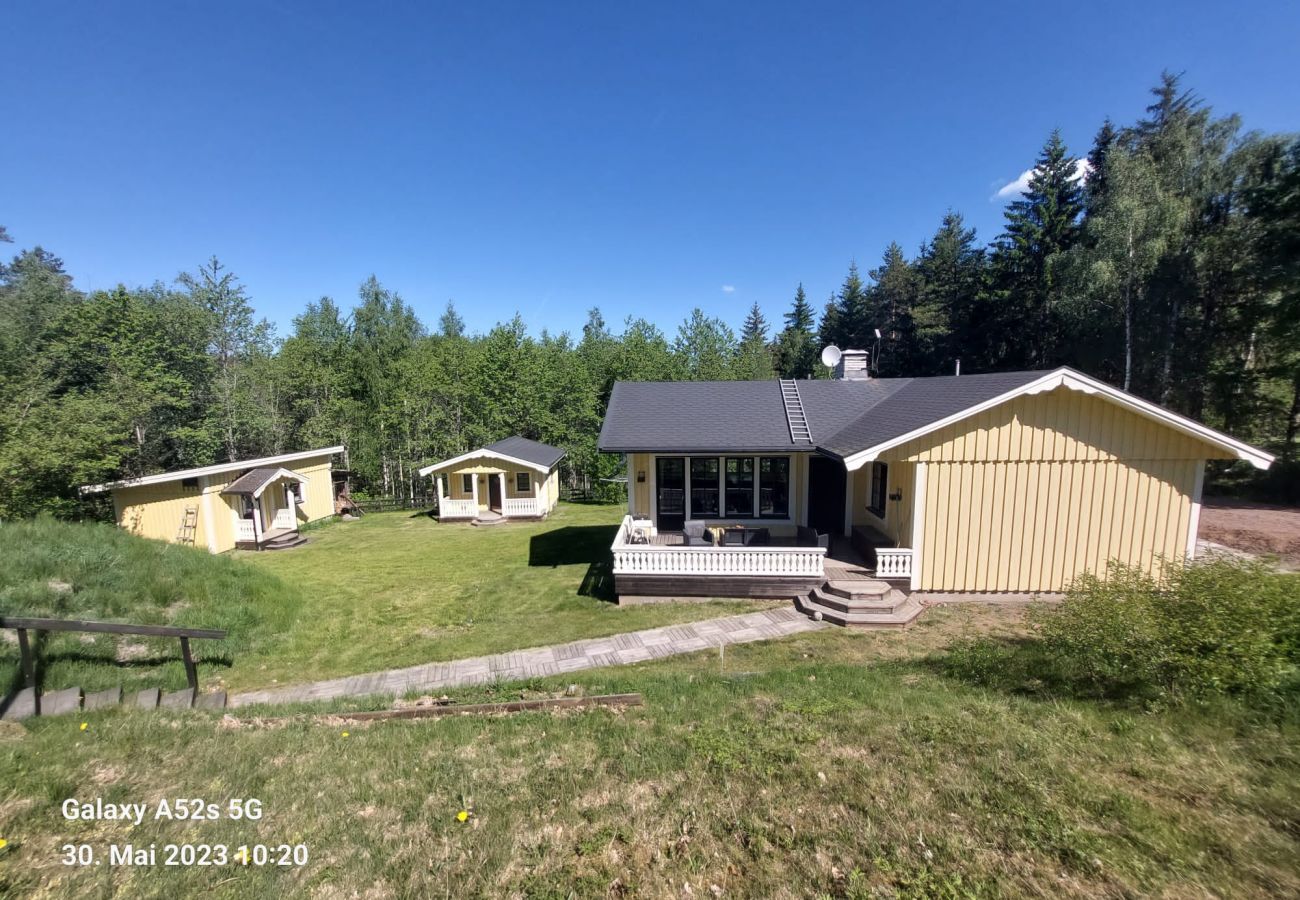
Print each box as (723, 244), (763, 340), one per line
(0, 616), (228, 714)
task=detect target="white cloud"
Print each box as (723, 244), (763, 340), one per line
(721, 284), (736, 293)
(993, 158), (1091, 200)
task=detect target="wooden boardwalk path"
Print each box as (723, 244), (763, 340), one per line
(229, 607), (824, 708)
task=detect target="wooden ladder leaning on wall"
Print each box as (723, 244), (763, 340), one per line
(176, 506), (198, 546)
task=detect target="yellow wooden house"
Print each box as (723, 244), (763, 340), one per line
(79, 446), (345, 553)
(419, 436), (564, 524)
(598, 353), (1272, 612)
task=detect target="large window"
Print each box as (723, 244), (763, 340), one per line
(758, 457), (789, 518)
(689, 458), (719, 517)
(664, 454), (794, 522)
(724, 457), (754, 517)
(868, 462), (888, 518)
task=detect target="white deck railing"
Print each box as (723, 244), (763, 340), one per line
(610, 516), (825, 578)
(272, 508), (296, 530)
(236, 520), (255, 542)
(502, 497), (542, 517)
(439, 498), (478, 518)
(875, 548), (914, 579)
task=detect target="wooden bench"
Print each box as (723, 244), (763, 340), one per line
(0, 616), (228, 715)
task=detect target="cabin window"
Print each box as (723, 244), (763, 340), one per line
(724, 457), (754, 517)
(181, 477), (199, 490)
(515, 472), (531, 493)
(241, 496), (255, 519)
(461, 474), (474, 494)
(689, 457), (720, 517)
(288, 481), (304, 504)
(868, 462), (888, 519)
(758, 457), (789, 518)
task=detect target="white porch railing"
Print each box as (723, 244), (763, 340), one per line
(236, 520), (255, 543)
(502, 497), (542, 517)
(610, 516), (825, 578)
(875, 548), (914, 579)
(439, 498), (478, 518)
(272, 507), (296, 530)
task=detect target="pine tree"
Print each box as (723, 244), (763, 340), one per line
(817, 293), (841, 352)
(775, 283), (818, 378)
(991, 130), (1084, 368)
(1085, 118), (1117, 214)
(834, 262), (873, 349)
(867, 243), (920, 376)
(914, 212), (985, 374)
(735, 301), (774, 380)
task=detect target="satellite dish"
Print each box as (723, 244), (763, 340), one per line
(820, 345), (842, 368)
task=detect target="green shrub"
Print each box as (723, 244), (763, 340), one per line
(1032, 558), (1300, 701)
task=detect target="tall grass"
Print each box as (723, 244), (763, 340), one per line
(0, 516), (302, 692)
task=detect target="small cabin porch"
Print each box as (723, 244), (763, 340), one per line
(223, 467), (310, 550)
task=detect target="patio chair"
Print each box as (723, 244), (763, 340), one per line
(683, 519), (708, 546)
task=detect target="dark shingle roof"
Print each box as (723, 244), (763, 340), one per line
(816, 371), (1045, 458)
(485, 436), (566, 469)
(597, 371), (1046, 458)
(220, 467), (289, 496)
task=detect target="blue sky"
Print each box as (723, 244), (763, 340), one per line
(4, 1), (1297, 339)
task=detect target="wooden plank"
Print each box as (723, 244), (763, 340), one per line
(0, 617), (226, 640)
(317, 693), (644, 723)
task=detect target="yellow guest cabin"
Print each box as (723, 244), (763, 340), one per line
(419, 436), (564, 525)
(80, 446), (345, 553)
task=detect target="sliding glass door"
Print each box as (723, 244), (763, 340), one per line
(655, 457), (686, 531)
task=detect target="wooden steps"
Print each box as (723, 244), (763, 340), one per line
(796, 578), (925, 628)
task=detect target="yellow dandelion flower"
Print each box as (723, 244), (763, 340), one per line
(456, 810), (469, 823)
(0, 838), (8, 849)
(341, 731), (349, 738)
(79, 722), (88, 731)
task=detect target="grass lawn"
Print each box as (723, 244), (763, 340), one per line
(0, 504), (767, 695)
(1, 605), (1297, 898)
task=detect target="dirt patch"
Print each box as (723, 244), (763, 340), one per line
(1200, 497), (1300, 567)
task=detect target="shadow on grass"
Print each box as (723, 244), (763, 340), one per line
(923, 635), (1098, 702)
(528, 525), (620, 603)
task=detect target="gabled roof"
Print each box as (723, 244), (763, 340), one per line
(417, 436), (565, 477)
(79, 446), (345, 495)
(596, 368), (1274, 470)
(220, 467), (308, 498)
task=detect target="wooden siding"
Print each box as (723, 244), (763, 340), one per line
(916, 458), (1197, 591)
(888, 388), (1214, 592)
(443, 454), (557, 512)
(851, 460), (915, 544)
(111, 453), (337, 553)
(890, 388), (1237, 464)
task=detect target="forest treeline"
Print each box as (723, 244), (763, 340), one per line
(1, 75), (1297, 519)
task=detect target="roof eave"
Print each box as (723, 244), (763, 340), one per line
(837, 368), (1274, 471)
(78, 445), (346, 495)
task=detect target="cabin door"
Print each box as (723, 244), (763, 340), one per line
(655, 457), (686, 532)
(488, 475), (502, 510)
(807, 456), (846, 537)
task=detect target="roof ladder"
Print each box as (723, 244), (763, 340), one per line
(780, 379), (813, 444)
